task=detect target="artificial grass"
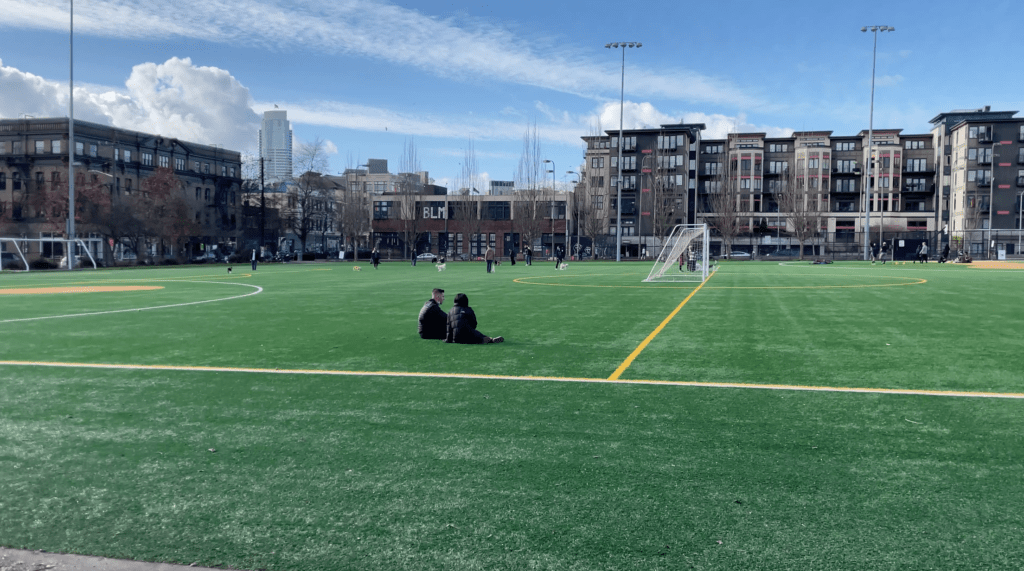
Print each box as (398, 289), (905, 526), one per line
(1, 259), (1023, 570)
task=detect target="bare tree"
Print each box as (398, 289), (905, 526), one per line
(287, 137), (333, 255)
(339, 186), (371, 260)
(777, 166), (825, 260)
(708, 153), (743, 257)
(514, 122), (545, 252)
(395, 137), (424, 258)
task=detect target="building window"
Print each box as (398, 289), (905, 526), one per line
(51, 140), (60, 153)
(75, 142), (84, 155)
(621, 156), (636, 170)
(703, 144), (723, 154)
(373, 201), (391, 219)
(230, 167), (236, 177)
(0, 141), (7, 154)
(203, 163), (210, 174)
(195, 187), (201, 200)
(175, 158), (185, 171)
(35, 140), (45, 154)
(767, 161), (788, 174)
(593, 195), (604, 209)
(12, 172), (22, 190)
(204, 188), (210, 201)
(159, 155), (169, 168)
(0, 173), (5, 190)
(194, 161), (200, 171)
(835, 142), (856, 152)
(906, 159), (928, 172)
(808, 158), (819, 169)
(768, 143), (788, 153)
(590, 157), (605, 169)
(142, 153), (153, 166)
(124, 150), (131, 163)
(905, 140), (925, 150)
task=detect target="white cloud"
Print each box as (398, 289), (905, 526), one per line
(3, 0), (762, 108)
(681, 112), (793, 139)
(322, 140), (339, 155)
(0, 56), (259, 152)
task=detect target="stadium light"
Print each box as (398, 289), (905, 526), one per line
(68, 0), (76, 269)
(606, 41), (641, 262)
(860, 25), (894, 261)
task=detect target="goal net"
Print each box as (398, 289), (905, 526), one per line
(1, 237), (100, 271)
(643, 224), (711, 283)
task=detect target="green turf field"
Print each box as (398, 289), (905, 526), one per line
(1, 259), (1023, 570)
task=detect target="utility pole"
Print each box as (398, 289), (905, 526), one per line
(260, 157), (266, 252)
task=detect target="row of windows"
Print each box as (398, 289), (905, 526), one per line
(700, 140), (930, 155)
(0, 141), (236, 177)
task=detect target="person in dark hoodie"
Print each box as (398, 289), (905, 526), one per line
(418, 288), (447, 339)
(445, 293), (503, 344)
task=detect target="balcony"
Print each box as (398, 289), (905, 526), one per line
(903, 184), (934, 194)
(1017, 176), (1024, 187)
(978, 132), (993, 143)
(976, 179), (992, 187)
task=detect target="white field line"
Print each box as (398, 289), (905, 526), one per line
(1, 360), (1022, 400)
(0, 281), (262, 323)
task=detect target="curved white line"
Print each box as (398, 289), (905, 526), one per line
(0, 280), (263, 323)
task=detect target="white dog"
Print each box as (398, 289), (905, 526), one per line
(436, 263), (446, 272)
(558, 263), (568, 270)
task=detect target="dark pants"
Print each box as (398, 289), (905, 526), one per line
(251, 259), (257, 270)
(526, 255), (531, 265)
(486, 260), (493, 272)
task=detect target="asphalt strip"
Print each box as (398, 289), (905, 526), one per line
(0, 548), (227, 571)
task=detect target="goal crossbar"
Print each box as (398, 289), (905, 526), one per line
(0, 237), (99, 271)
(643, 224), (711, 283)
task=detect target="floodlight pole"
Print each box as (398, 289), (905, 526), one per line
(67, 0), (76, 270)
(860, 25), (894, 261)
(606, 41), (641, 262)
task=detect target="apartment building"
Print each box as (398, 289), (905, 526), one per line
(0, 118), (243, 263)
(580, 107), (1024, 258)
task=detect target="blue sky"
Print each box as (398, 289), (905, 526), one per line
(1, 0), (1022, 191)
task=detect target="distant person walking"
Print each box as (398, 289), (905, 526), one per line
(485, 246), (495, 273)
(251, 248), (258, 271)
(939, 243), (950, 263)
(524, 246), (532, 266)
(919, 241), (929, 263)
(371, 248), (381, 269)
(508, 247), (516, 266)
(555, 246), (564, 268)
(871, 242), (879, 264)
(879, 241), (889, 264)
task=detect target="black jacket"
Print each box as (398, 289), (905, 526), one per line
(445, 306), (485, 344)
(418, 299), (447, 339)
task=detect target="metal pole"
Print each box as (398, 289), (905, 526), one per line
(616, 45), (624, 262)
(68, 0), (75, 270)
(260, 157), (266, 251)
(863, 28), (877, 262)
(989, 141), (997, 259)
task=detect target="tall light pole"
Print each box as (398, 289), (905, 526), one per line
(606, 41), (641, 262)
(989, 141), (1004, 259)
(860, 25), (894, 261)
(544, 159), (556, 256)
(67, 0), (76, 270)
(567, 170), (580, 258)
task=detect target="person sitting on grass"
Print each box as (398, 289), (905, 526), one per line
(418, 288), (447, 340)
(445, 293), (503, 344)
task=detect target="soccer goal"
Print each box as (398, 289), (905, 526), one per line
(0, 237), (99, 271)
(643, 224), (712, 283)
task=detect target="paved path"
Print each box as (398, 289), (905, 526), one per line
(0, 548), (229, 571)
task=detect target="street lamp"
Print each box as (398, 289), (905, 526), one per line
(860, 25), (894, 261)
(606, 41), (641, 262)
(544, 159), (556, 257)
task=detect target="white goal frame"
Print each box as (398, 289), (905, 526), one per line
(0, 237), (99, 271)
(643, 224), (711, 283)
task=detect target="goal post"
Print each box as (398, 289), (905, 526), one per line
(0, 237), (100, 271)
(643, 224), (711, 283)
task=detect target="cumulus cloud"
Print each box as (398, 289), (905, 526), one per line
(0, 57), (259, 152)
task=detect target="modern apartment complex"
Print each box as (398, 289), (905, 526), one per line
(0, 117), (243, 263)
(259, 109), (293, 183)
(579, 106), (1024, 258)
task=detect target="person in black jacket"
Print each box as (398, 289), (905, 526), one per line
(418, 288), (447, 339)
(445, 293), (503, 344)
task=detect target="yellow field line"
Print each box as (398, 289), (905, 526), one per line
(607, 272), (714, 380)
(1, 359), (1022, 399)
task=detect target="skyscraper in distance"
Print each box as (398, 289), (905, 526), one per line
(260, 109), (292, 183)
